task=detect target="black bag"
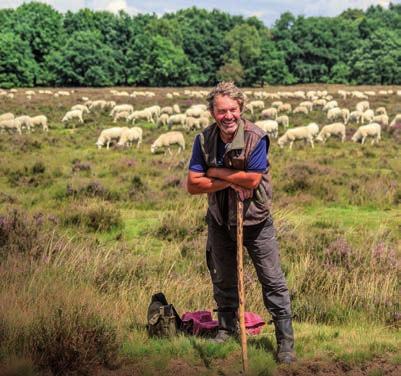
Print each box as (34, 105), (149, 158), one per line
(146, 292), (182, 338)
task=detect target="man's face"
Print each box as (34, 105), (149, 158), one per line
(212, 95), (241, 141)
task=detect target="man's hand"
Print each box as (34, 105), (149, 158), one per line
(230, 183), (253, 201)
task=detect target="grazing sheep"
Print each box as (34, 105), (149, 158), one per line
(113, 110), (131, 123)
(306, 122), (320, 138)
(351, 123), (381, 145)
(375, 107), (387, 116)
(117, 127), (143, 148)
(62, 110), (84, 126)
(127, 109), (154, 124)
(352, 91), (368, 99)
(362, 109), (375, 123)
(372, 114), (389, 128)
(342, 108), (350, 124)
(255, 120), (278, 139)
(146, 105), (161, 122)
(15, 115), (32, 132)
(96, 127), (126, 149)
(157, 113), (169, 128)
(312, 98), (327, 109)
(276, 115), (289, 128)
(277, 103), (292, 113)
(185, 116), (201, 131)
(30, 115), (48, 132)
(278, 126), (316, 149)
(0, 112), (14, 122)
(261, 107), (278, 120)
(323, 100), (338, 111)
(0, 119), (22, 134)
(271, 101), (283, 108)
(316, 122), (346, 143)
(71, 104), (90, 114)
(110, 104), (134, 117)
(168, 114), (187, 129)
(293, 106), (309, 115)
(349, 110), (363, 124)
(299, 101), (313, 112)
(185, 107), (204, 118)
(199, 116), (210, 129)
(356, 101), (370, 112)
(161, 106), (174, 115)
(151, 131), (185, 154)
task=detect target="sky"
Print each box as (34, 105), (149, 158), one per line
(0, 0), (400, 26)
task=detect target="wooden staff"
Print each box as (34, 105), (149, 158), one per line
(236, 197), (248, 374)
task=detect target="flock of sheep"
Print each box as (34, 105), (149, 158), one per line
(1, 87), (400, 154)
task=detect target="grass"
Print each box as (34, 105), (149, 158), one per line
(0, 85), (400, 375)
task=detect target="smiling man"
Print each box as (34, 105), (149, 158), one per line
(186, 81), (296, 364)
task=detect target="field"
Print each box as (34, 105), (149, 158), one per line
(0, 85), (400, 376)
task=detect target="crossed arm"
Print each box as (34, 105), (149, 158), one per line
(186, 167), (262, 201)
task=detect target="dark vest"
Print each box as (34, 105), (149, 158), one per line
(199, 118), (272, 226)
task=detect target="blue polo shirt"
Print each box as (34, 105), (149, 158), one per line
(189, 134), (269, 173)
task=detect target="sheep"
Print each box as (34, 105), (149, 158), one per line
(341, 108), (350, 124)
(315, 122), (346, 143)
(96, 127), (127, 149)
(376, 107), (387, 116)
(276, 115), (289, 128)
(293, 106), (309, 115)
(185, 116), (201, 131)
(352, 91), (368, 99)
(15, 115), (32, 132)
(117, 127), (143, 148)
(271, 101), (283, 108)
(110, 104), (134, 117)
(261, 107), (278, 120)
(71, 104), (90, 114)
(30, 115), (48, 132)
(185, 107), (204, 118)
(157, 113), (169, 128)
(323, 100), (338, 111)
(312, 98), (327, 108)
(199, 116), (210, 129)
(167, 114), (187, 129)
(306, 122), (320, 138)
(356, 101), (370, 112)
(146, 105), (161, 121)
(349, 110), (363, 124)
(62, 110), (84, 126)
(255, 120), (278, 139)
(113, 110), (131, 123)
(278, 126), (316, 149)
(362, 109), (375, 123)
(127, 109), (154, 124)
(151, 131), (185, 154)
(0, 119), (22, 134)
(161, 106), (174, 115)
(372, 114), (389, 128)
(389, 114), (401, 128)
(277, 103), (292, 113)
(351, 123), (381, 145)
(327, 107), (343, 122)
(173, 104), (181, 114)
(299, 101), (313, 112)
(0, 112), (14, 122)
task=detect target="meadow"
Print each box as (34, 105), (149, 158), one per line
(0, 85), (400, 376)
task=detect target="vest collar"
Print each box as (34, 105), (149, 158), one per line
(224, 118), (245, 152)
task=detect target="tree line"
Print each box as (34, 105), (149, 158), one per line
(1, 2), (401, 88)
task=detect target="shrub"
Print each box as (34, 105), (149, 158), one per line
(29, 306), (118, 375)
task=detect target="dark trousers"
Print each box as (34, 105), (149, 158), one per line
(206, 214), (292, 320)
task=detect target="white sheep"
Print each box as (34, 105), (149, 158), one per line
(15, 115), (32, 132)
(157, 113), (169, 128)
(276, 115), (289, 128)
(293, 106), (308, 114)
(362, 109), (375, 123)
(161, 106), (174, 115)
(277, 103), (292, 113)
(173, 104), (181, 114)
(376, 107), (387, 116)
(168, 114), (187, 129)
(185, 107), (205, 118)
(185, 116), (201, 131)
(62, 110), (84, 126)
(151, 131), (185, 154)
(96, 127), (127, 149)
(299, 101), (313, 112)
(372, 114), (389, 128)
(351, 123), (381, 145)
(327, 107), (342, 122)
(0, 119), (22, 134)
(323, 100), (338, 111)
(146, 105), (161, 121)
(0, 112), (14, 122)
(127, 109), (154, 124)
(278, 126), (316, 149)
(312, 98), (327, 108)
(110, 104), (134, 117)
(90, 100), (107, 110)
(71, 104), (90, 114)
(255, 120), (278, 139)
(117, 127), (143, 148)
(306, 122), (320, 138)
(356, 101), (370, 112)
(261, 107), (278, 120)
(30, 115), (48, 132)
(315, 122), (346, 143)
(113, 110), (131, 123)
(271, 101), (283, 108)
(349, 110), (363, 124)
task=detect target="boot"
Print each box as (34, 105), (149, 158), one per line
(210, 309), (238, 344)
(273, 316), (296, 364)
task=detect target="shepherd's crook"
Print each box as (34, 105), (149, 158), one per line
(236, 197), (248, 374)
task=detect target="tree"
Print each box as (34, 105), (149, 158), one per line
(216, 60), (245, 85)
(0, 33), (37, 88)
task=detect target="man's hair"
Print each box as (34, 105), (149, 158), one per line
(206, 81), (246, 113)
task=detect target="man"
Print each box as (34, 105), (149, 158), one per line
(186, 82), (296, 364)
